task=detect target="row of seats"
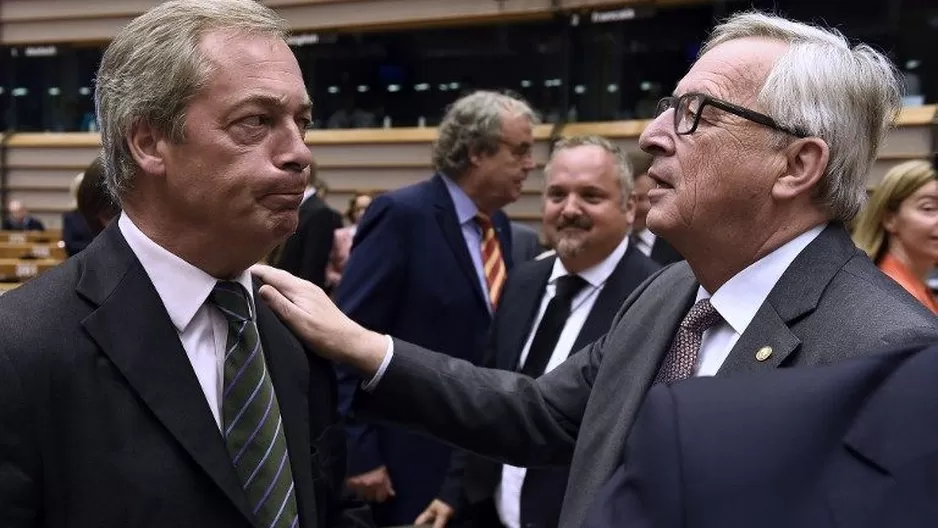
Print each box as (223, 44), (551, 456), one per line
(0, 230), (65, 293)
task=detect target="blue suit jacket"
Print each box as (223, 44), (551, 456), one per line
(334, 173), (512, 525)
(584, 342), (938, 528)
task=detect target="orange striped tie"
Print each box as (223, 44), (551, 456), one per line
(475, 213), (507, 308)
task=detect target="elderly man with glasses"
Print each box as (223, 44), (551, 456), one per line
(250, 11), (938, 528)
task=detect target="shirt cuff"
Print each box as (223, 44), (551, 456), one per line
(361, 335), (394, 392)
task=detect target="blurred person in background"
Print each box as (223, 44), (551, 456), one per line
(853, 159), (938, 313)
(62, 171), (95, 256)
(3, 200), (45, 231)
(274, 161), (344, 289)
(326, 191), (373, 291)
(75, 155), (120, 237)
(332, 90), (537, 526)
(627, 151), (683, 266)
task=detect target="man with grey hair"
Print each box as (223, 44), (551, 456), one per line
(251, 10), (938, 528)
(0, 1), (369, 527)
(415, 135), (659, 528)
(332, 90), (537, 526)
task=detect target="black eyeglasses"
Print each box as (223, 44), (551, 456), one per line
(655, 92), (808, 138)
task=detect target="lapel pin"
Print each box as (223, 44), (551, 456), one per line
(755, 346), (773, 362)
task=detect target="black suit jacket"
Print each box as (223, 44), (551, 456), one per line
(437, 244), (660, 528)
(649, 236), (682, 266)
(276, 193), (343, 288)
(61, 209), (94, 256)
(584, 342), (938, 528)
(0, 223), (371, 528)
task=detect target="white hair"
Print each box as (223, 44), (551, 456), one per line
(702, 11), (902, 224)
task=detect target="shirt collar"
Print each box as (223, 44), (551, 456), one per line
(698, 223), (826, 335)
(635, 227), (656, 247)
(441, 173), (480, 225)
(118, 212), (255, 333)
(549, 234), (631, 288)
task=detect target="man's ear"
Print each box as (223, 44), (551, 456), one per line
(772, 137), (829, 201)
(126, 119), (169, 178)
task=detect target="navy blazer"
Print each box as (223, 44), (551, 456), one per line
(333, 173), (512, 525)
(584, 342), (938, 528)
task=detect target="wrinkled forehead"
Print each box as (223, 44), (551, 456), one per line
(675, 37), (789, 106)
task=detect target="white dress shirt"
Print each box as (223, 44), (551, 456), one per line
(495, 235), (630, 528)
(694, 224), (825, 376)
(118, 212), (255, 431)
(631, 228), (657, 258)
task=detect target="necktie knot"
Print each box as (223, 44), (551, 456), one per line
(475, 213), (494, 231)
(680, 298), (722, 335)
(208, 281), (253, 323)
(554, 274), (588, 303)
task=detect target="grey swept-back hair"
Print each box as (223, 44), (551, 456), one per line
(702, 11), (902, 224)
(95, 0), (289, 203)
(432, 90), (539, 178)
(545, 135), (634, 209)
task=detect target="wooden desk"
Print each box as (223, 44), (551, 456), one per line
(0, 282), (20, 295)
(0, 258), (62, 282)
(0, 230), (63, 244)
(0, 243), (67, 260)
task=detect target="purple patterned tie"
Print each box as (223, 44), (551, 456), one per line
(654, 298), (724, 384)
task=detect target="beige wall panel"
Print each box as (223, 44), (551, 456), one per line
(7, 168), (84, 191)
(312, 143), (432, 166)
(6, 147), (100, 169)
(879, 125), (932, 158)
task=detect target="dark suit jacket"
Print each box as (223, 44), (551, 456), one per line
(2, 216), (45, 231)
(437, 244), (660, 528)
(584, 342), (938, 528)
(276, 193), (343, 288)
(334, 173), (513, 525)
(509, 222), (543, 264)
(649, 236), (682, 266)
(353, 223), (938, 528)
(0, 223), (370, 528)
(61, 209), (94, 256)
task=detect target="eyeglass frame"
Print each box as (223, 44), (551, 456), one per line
(655, 92), (809, 138)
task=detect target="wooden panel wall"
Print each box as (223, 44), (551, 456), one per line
(3, 107), (934, 230)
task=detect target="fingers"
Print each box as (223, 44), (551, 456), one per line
(258, 284), (309, 326)
(433, 513), (449, 528)
(250, 264), (312, 301)
(415, 507), (435, 526)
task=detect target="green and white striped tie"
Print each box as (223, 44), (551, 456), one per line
(209, 281), (299, 528)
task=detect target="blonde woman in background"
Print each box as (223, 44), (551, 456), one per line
(326, 191), (373, 290)
(854, 159), (938, 313)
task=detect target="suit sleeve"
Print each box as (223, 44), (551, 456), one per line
(353, 325), (606, 467)
(0, 350), (40, 527)
(580, 383), (684, 528)
(333, 195), (408, 476)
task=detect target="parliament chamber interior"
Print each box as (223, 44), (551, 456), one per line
(0, 0), (935, 293)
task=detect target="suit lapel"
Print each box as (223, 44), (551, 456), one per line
(499, 257), (554, 371)
(255, 297), (318, 528)
(431, 175), (489, 313)
(77, 224), (255, 524)
(570, 245), (653, 353)
(718, 224), (854, 376)
(831, 346), (938, 527)
(492, 211), (514, 270)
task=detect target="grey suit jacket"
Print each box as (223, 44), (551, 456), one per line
(354, 224), (938, 528)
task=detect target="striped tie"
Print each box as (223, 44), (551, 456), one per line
(475, 214), (507, 308)
(208, 281), (299, 528)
